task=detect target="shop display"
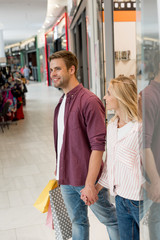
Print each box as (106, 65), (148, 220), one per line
(115, 50), (131, 61)
(120, 50), (131, 60)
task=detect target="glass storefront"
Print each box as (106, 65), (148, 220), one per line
(137, 0), (160, 239)
(5, 46), (21, 70)
(45, 13), (68, 86)
(95, 0), (105, 99)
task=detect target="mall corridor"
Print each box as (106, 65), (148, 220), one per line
(0, 82), (108, 240)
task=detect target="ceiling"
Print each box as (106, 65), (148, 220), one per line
(0, 0), (67, 47)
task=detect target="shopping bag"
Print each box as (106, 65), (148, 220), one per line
(46, 201), (54, 229)
(49, 187), (72, 240)
(34, 179), (58, 213)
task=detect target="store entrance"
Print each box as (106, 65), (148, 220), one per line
(73, 10), (89, 89)
(27, 51), (38, 81)
(28, 51), (37, 66)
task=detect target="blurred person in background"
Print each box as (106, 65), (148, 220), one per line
(20, 66), (24, 75)
(23, 65), (30, 81)
(141, 51), (160, 240)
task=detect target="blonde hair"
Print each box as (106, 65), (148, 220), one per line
(109, 76), (141, 122)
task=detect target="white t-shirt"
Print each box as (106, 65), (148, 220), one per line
(117, 121), (135, 141)
(56, 95), (66, 180)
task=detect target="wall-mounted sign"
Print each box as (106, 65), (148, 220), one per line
(12, 46), (20, 52)
(114, 1), (136, 11)
(115, 50), (131, 61)
(20, 44), (26, 50)
(28, 41), (35, 49)
(20, 37), (35, 51)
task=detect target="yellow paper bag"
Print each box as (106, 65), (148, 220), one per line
(34, 179), (58, 213)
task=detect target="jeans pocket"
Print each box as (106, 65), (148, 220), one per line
(129, 200), (143, 208)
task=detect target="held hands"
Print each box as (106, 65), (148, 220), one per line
(81, 185), (98, 206)
(80, 183), (103, 206)
(80, 185), (98, 206)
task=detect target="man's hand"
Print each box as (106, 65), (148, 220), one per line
(143, 148), (160, 202)
(80, 185), (98, 206)
(144, 180), (160, 202)
(81, 150), (103, 205)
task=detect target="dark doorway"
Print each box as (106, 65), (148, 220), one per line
(27, 51), (38, 81)
(73, 10), (89, 89)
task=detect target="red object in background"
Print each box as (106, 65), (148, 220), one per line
(14, 97), (24, 120)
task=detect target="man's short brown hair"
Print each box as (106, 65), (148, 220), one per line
(48, 50), (78, 77)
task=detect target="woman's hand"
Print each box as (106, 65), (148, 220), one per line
(80, 185), (98, 206)
(95, 182), (103, 193)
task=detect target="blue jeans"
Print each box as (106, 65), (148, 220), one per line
(60, 185), (119, 240)
(115, 195), (143, 240)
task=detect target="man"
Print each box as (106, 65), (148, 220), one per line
(49, 50), (119, 240)
(141, 52), (160, 239)
(23, 65), (30, 81)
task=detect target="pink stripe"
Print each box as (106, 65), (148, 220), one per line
(98, 120), (143, 200)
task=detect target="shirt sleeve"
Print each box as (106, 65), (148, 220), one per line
(98, 155), (109, 188)
(142, 91), (157, 148)
(83, 96), (106, 151)
(138, 123), (146, 184)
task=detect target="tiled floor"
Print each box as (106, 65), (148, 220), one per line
(0, 82), (108, 240)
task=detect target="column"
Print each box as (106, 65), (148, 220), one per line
(103, 0), (115, 84)
(0, 29), (6, 64)
(0, 29), (5, 58)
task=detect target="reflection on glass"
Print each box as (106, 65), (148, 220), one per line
(137, 0), (160, 239)
(61, 35), (67, 50)
(57, 18), (65, 38)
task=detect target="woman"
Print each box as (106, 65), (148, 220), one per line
(82, 76), (144, 240)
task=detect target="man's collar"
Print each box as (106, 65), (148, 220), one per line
(66, 83), (83, 97)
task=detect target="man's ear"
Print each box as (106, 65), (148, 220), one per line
(69, 65), (76, 75)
